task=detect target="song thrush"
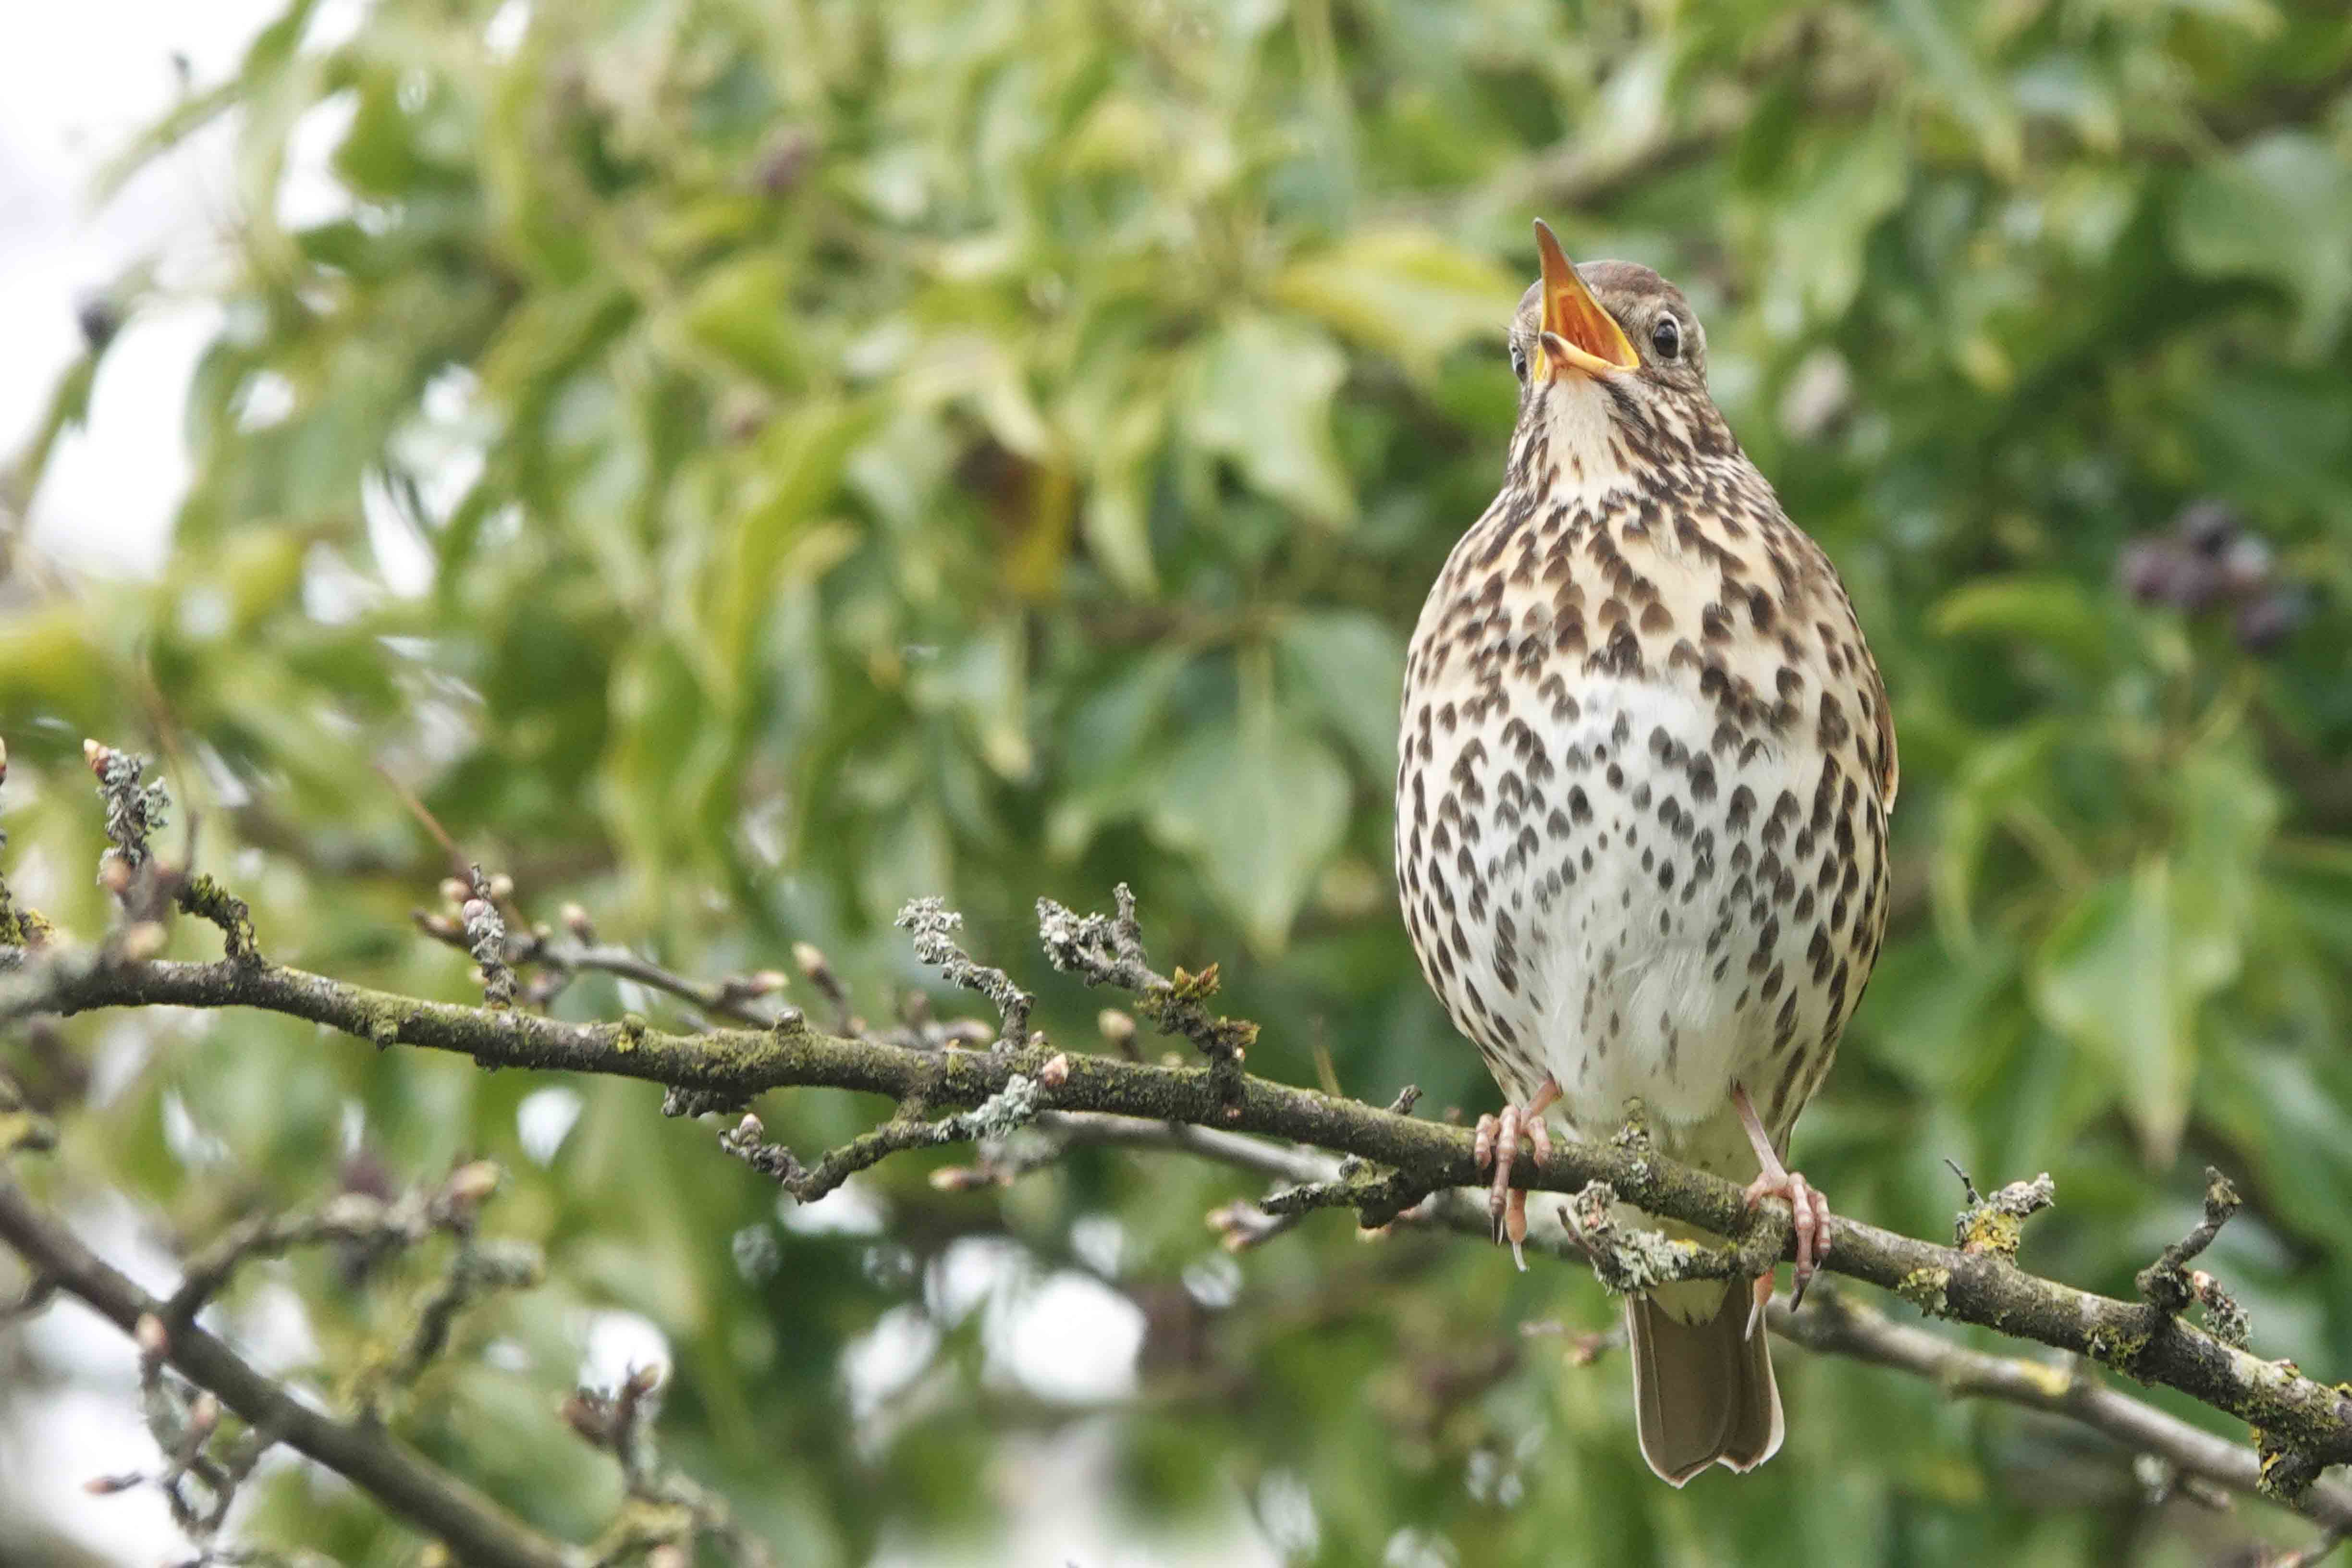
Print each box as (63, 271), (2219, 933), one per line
(1395, 222), (1897, 1483)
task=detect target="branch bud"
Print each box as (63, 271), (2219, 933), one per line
(1097, 1009), (1138, 1057)
(443, 1159), (503, 1209)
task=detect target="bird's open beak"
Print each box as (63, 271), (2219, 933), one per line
(1533, 220), (1640, 380)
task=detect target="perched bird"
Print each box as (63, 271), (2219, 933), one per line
(1395, 222), (1896, 1483)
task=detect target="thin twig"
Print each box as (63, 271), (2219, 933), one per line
(0, 1174), (577, 1568)
(1039, 885), (1254, 1095)
(896, 897), (1033, 1049)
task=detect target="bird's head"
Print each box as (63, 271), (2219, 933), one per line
(1503, 220), (1725, 479)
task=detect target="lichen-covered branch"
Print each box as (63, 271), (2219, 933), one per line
(1772, 1289), (2352, 1537)
(2137, 1166), (2254, 1350)
(417, 894), (794, 1029)
(458, 863), (517, 1009)
(896, 1109), (2352, 1539)
(1038, 884), (1254, 1092)
(87, 738), (170, 876)
(897, 897), (1033, 1048)
(20, 943), (2352, 1496)
(1948, 1163), (2058, 1259)
(719, 1070), (1054, 1201)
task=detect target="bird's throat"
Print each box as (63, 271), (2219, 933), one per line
(1510, 376), (1639, 501)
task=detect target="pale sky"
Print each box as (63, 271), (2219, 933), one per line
(0, 0), (302, 576)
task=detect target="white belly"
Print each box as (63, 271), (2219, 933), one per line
(1398, 667), (1845, 1162)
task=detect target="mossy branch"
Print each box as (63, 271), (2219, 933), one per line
(17, 945), (2352, 1496)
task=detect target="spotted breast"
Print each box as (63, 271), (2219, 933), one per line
(1396, 449), (1894, 1152)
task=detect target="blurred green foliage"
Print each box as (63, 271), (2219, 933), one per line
(8, 0), (2352, 1563)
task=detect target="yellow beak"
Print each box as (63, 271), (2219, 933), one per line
(1534, 220), (1640, 380)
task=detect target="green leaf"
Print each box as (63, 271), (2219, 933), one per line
(713, 397), (878, 693)
(1077, 392), (1166, 596)
(2172, 132), (2352, 357)
(1046, 646), (1193, 859)
(2171, 744), (2281, 941)
(1883, 0), (2022, 175)
(1275, 608), (1404, 778)
(907, 623), (1033, 782)
(1762, 125), (1908, 326)
(1183, 314), (1356, 527)
(1930, 721), (2061, 950)
(1272, 228), (1518, 383)
(2009, 55), (2121, 156)
(2031, 859), (2237, 1163)
(1929, 574), (2110, 674)
(1150, 715), (1349, 955)
(2187, 365), (2352, 513)
(680, 255), (809, 388)
(1850, 936), (2021, 1095)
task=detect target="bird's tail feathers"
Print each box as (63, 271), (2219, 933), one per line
(1625, 1279), (1783, 1485)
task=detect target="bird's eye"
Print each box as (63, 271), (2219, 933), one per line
(1508, 340), (1528, 380)
(1650, 315), (1682, 361)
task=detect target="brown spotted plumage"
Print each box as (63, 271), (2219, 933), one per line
(1396, 223), (1896, 1485)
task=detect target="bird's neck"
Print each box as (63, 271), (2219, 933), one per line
(1506, 377), (1737, 503)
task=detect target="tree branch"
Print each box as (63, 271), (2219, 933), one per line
(0, 1172), (579, 1568)
(923, 1114), (2352, 1539)
(21, 944), (2352, 1502)
(1772, 1289), (2352, 1538)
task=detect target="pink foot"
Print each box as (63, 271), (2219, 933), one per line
(1474, 1079), (1560, 1271)
(1741, 1164), (1833, 1309)
(1732, 1082), (1834, 1313)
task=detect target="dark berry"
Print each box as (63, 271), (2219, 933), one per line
(2220, 534), (2273, 595)
(2235, 589), (2308, 653)
(2119, 541), (2178, 604)
(2176, 500), (2242, 558)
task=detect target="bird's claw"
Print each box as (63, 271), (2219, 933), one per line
(1742, 1165), (1834, 1313)
(1730, 1080), (1834, 1319)
(1744, 1271), (1773, 1340)
(1475, 1097), (1555, 1271)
